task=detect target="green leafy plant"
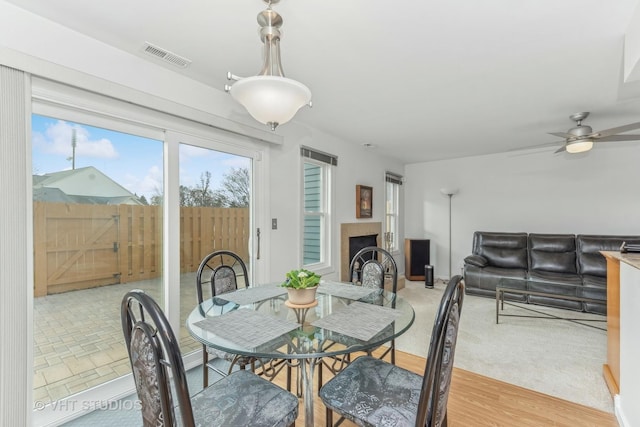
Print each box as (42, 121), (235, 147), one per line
(280, 269), (321, 289)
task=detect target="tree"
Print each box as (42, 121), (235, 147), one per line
(148, 168), (250, 208)
(150, 186), (163, 206)
(212, 167), (249, 207)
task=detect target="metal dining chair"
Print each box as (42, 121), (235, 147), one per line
(319, 275), (465, 427)
(317, 246), (398, 390)
(196, 250), (255, 386)
(121, 289), (299, 427)
(196, 250), (290, 389)
(350, 246), (399, 362)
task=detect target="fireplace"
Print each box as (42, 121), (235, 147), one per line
(340, 222), (382, 282)
(340, 222), (405, 290)
(349, 234), (378, 268)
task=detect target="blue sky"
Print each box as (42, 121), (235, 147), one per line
(31, 114), (250, 200)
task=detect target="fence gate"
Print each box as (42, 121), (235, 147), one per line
(33, 202), (246, 296)
(34, 203), (121, 296)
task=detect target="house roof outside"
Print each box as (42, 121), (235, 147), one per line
(33, 166), (144, 205)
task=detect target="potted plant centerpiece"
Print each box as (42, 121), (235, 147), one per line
(281, 269), (321, 305)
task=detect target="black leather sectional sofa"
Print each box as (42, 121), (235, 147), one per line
(463, 231), (640, 314)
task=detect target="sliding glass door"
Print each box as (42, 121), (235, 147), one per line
(168, 132), (256, 355)
(30, 105), (263, 425)
(32, 113), (165, 409)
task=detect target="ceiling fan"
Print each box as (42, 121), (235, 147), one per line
(548, 112), (640, 154)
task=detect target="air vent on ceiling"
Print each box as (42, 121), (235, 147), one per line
(142, 42), (192, 68)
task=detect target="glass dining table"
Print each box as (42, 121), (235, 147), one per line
(186, 280), (415, 427)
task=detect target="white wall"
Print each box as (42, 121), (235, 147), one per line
(404, 146), (640, 280)
(270, 124), (404, 281)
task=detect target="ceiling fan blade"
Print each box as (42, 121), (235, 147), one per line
(594, 121), (640, 138)
(554, 146), (566, 154)
(548, 132), (573, 138)
(595, 134), (640, 142)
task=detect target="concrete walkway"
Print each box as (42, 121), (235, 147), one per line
(33, 274), (202, 404)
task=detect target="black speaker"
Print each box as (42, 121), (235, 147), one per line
(404, 239), (430, 280)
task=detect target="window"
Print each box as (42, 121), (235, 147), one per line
(301, 147), (336, 268)
(385, 172), (403, 252)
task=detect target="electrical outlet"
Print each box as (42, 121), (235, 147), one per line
(272, 218), (277, 230)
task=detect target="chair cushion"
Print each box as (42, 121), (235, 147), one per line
(189, 369), (298, 427)
(319, 356), (422, 427)
(130, 327), (167, 427)
(212, 265), (239, 295)
(361, 260), (384, 288)
(206, 346), (255, 365)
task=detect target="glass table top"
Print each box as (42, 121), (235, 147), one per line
(186, 280), (415, 359)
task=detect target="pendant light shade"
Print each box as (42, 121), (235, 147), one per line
(229, 76), (311, 131)
(226, 0), (312, 131)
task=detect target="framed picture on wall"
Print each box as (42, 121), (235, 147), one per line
(356, 185), (373, 218)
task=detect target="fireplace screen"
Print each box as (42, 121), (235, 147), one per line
(349, 234), (378, 280)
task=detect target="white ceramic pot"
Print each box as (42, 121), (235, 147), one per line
(286, 286), (318, 305)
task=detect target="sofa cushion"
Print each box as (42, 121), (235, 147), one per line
(473, 232), (528, 269)
(578, 279), (607, 315)
(528, 234), (577, 274)
(577, 235), (640, 277)
(527, 270), (583, 287)
(464, 264), (527, 301)
(581, 274), (606, 289)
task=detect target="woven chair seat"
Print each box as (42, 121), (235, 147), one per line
(185, 370), (298, 427)
(206, 346), (255, 366)
(319, 356), (422, 427)
(320, 276), (464, 427)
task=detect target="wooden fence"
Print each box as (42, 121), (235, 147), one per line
(33, 202), (250, 296)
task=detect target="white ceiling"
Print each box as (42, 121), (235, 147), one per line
(6, 0), (640, 163)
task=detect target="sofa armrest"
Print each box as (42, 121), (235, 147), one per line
(464, 255), (488, 268)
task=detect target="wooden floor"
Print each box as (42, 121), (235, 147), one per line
(277, 349), (617, 427)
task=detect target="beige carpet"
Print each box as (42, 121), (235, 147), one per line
(396, 279), (613, 413)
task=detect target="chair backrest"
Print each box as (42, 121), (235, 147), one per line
(196, 250), (250, 304)
(121, 290), (195, 427)
(349, 246), (398, 293)
(416, 275), (465, 427)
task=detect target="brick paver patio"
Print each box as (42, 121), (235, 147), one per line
(33, 273), (203, 404)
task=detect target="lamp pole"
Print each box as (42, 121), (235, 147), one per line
(440, 188), (459, 279)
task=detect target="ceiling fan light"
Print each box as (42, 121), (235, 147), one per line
(566, 139), (594, 153)
(229, 76), (311, 129)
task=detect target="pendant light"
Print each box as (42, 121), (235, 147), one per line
(225, 0), (312, 131)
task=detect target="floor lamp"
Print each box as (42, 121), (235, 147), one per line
(440, 188), (459, 279)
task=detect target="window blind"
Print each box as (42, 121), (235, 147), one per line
(385, 172), (403, 185)
(300, 146), (338, 166)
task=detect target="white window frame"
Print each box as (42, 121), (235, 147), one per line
(385, 172), (403, 253)
(301, 148), (335, 273)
